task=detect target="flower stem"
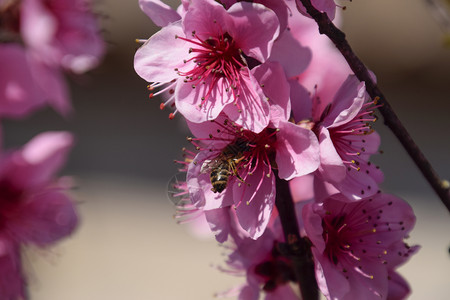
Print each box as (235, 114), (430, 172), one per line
(297, 0), (450, 212)
(275, 174), (318, 300)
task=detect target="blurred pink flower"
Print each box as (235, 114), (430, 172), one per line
(0, 131), (78, 298)
(0, 0), (104, 118)
(0, 43), (71, 118)
(303, 193), (418, 300)
(185, 114), (319, 239)
(20, 0), (105, 74)
(134, 0), (281, 132)
(0, 44), (46, 118)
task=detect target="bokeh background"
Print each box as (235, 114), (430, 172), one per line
(3, 0), (450, 299)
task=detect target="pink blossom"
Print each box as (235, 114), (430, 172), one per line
(0, 0), (104, 118)
(314, 75), (383, 199)
(303, 193), (418, 300)
(0, 242), (25, 299)
(219, 0), (290, 33)
(223, 228), (299, 300)
(134, 0), (281, 132)
(20, 0), (105, 74)
(291, 75), (383, 200)
(0, 131), (78, 297)
(218, 200), (309, 299)
(185, 114), (319, 239)
(0, 44), (46, 118)
(0, 43), (72, 118)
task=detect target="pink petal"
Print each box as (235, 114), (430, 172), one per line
(139, 0), (181, 27)
(21, 0), (56, 51)
(204, 208), (231, 243)
(312, 248), (350, 300)
(183, 0), (233, 39)
(238, 284), (260, 300)
(289, 79), (312, 122)
(289, 174), (315, 202)
(29, 58), (72, 116)
(134, 23), (187, 83)
(222, 69), (270, 133)
(9, 190), (78, 245)
(265, 284), (299, 300)
(323, 76), (366, 128)
(233, 166), (275, 239)
(175, 76), (232, 123)
(11, 131), (74, 190)
(387, 271), (411, 300)
(227, 1), (280, 62)
(269, 29), (312, 78)
(21, 0), (105, 73)
(252, 61), (291, 123)
(275, 121), (320, 180)
(0, 244), (25, 300)
(302, 202), (326, 253)
(0, 45), (46, 118)
(317, 126), (346, 183)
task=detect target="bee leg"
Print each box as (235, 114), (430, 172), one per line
(229, 161), (250, 187)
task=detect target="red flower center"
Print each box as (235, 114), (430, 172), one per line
(176, 31), (247, 108)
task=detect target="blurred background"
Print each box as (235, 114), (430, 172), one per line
(3, 0), (450, 299)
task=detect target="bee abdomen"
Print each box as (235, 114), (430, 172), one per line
(210, 168), (230, 193)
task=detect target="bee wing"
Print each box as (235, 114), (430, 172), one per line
(200, 159), (213, 174)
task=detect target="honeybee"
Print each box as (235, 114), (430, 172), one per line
(202, 138), (250, 193)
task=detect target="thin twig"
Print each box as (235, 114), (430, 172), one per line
(297, 0), (450, 212)
(275, 174), (318, 300)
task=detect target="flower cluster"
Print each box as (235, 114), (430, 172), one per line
(135, 0), (418, 299)
(1, 0), (105, 117)
(1, 0), (104, 297)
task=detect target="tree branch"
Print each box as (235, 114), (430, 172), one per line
(275, 175), (318, 300)
(298, 0), (450, 212)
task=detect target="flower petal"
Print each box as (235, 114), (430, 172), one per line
(9, 190), (78, 245)
(227, 1), (280, 62)
(317, 126), (346, 183)
(134, 22), (187, 83)
(139, 0), (181, 27)
(233, 166), (275, 239)
(276, 121), (320, 180)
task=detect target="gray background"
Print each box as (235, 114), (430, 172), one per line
(3, 0), (449, 299)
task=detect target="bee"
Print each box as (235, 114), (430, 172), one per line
(202, 138), (250, 193)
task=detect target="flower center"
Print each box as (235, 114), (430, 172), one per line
(254, 242), (296, 291)
(322, 213), (351, 265)
(176, 31), (247, 107)
(187, 119), (277, 203)
(0, 179), (23, 229)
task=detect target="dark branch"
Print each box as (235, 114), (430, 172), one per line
(275, 174), (318, 300)
(298, 0), (450, 212)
